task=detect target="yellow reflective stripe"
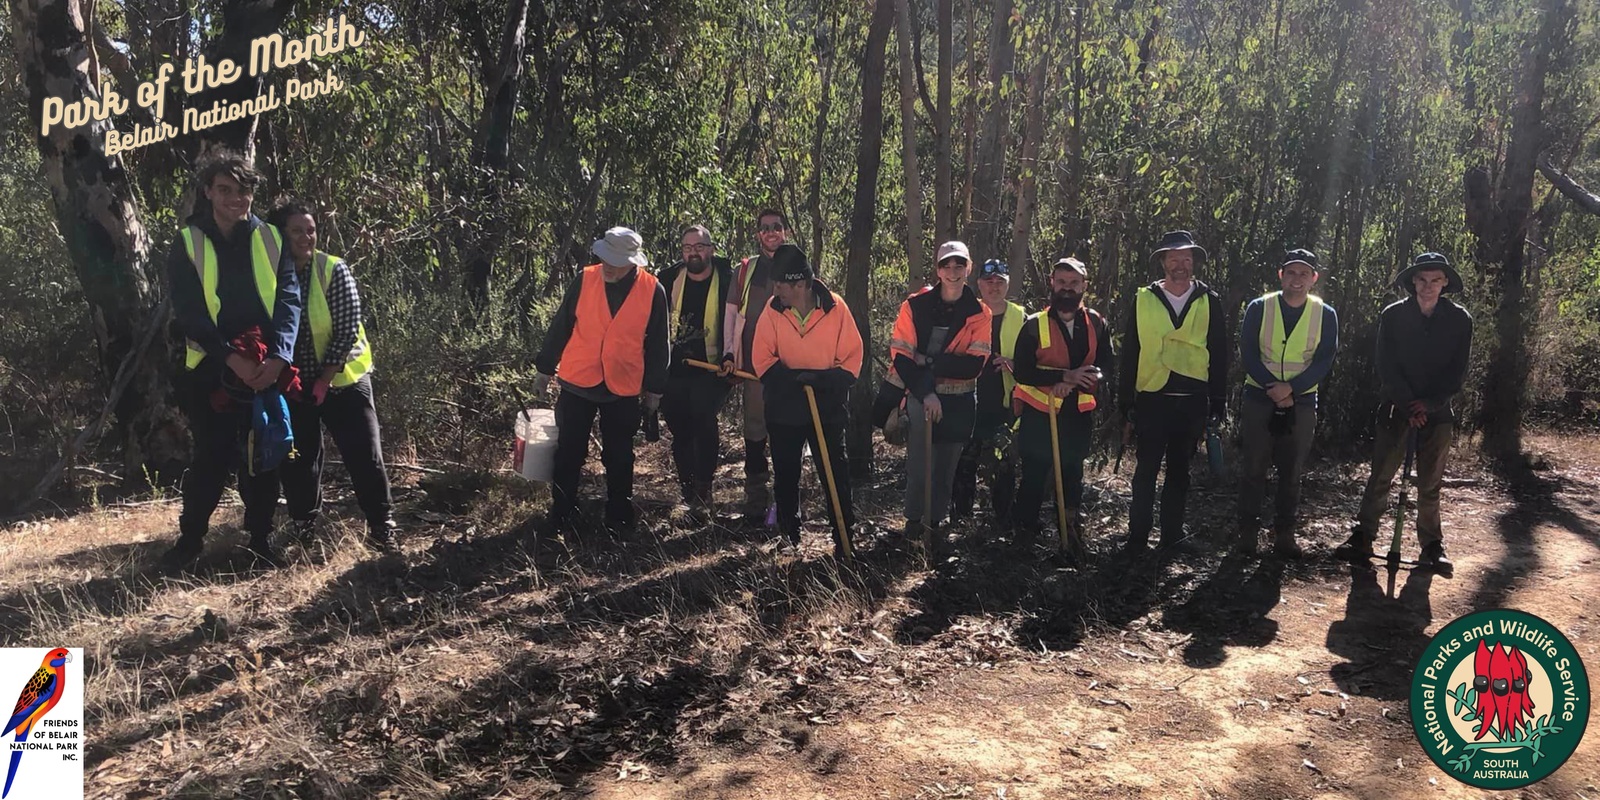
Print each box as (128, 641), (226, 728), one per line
(999, 302), (1024, 408)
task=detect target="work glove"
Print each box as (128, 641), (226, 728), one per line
(794, 371), (820, 387)
(532, 372), (553, 399)
(1209, 399), (1226, 427)
(643, 392), (662, 412)
(642, 409), (661, 442)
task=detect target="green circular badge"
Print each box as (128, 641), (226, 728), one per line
(1411, 608), (1590, 789)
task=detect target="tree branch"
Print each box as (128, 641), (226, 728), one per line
(1537, 152), (1600, 216)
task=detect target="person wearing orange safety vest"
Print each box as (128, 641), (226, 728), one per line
(268, 201), (396, 555)
(1010, 258), (1114, 549)
(1117, 230), (1229, 555)
(658, 224), (734, 525)
(721, 209), (791, 516)
(951, 258), (1026, 525)
(1235, 248), (1339, 559)
(164, 154), (303, 569)
(751, 243), (864, 557)
(533, 227), (669, 536)
(886, 241), (992, 549)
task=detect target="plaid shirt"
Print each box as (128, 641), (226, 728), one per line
(293, 255), (363, 376)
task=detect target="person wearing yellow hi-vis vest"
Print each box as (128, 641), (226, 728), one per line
(1010, 258), (1114, 551)
(658, 225), (735, 525)
(268, 202), (397, 555)
(1236, 249), (1339, 559)
(164, 155), (302, 569)
(951, 258), (1026, 525)
(1116, 231), (1229, 555)
(720, 208), (791, 517)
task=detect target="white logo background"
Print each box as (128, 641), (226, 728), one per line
(1, 647), (84, 800)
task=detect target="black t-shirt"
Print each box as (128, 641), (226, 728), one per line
(672, 273), (715, 364)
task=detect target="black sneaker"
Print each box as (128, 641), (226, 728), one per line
(1332, 534), (1375, 563)
(245, 534), (284, 567)
(1418, 542), (1453, 576)
(367, 520), (400, 555)
(604, 503), (638, 535)
(1121, 533), (1151, 556)
(161, 535), (205, 569)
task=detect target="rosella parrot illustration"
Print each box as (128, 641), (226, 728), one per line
(1473, 640), (1535, 741)
(2, 648), (71, 799)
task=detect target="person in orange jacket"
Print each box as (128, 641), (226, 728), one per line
(886, 241), (992, 549)
(750, 243), (864, 556)
(533, 227), (670, 536)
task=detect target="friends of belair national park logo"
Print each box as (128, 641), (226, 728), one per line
(1411, 609), (1589, 789)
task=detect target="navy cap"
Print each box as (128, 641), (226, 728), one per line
(1282, 248), (1319, 270)
(979, 259), (1009, 278)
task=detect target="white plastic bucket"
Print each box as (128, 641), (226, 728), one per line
(513, 408), (559, 482)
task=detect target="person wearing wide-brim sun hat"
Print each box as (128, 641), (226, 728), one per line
(1116, 230), (1230, 556)
(1333, 251), (1472, 575)
(532, 226), (670, 538)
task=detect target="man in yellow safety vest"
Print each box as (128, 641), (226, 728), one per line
(1236, 249), (1339, 558)
(1117, 230), (1229, 555)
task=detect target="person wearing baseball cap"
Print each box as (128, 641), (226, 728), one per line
(885, 241), (992, 554)
(1334, 251), (1472, 574)
(533, 226), (670, 537)
(1118, 230), (1229, 555)
(1009, 257), (1114, 555)
(951, 257), (1027, 526)
(1236, 248), (1340, 559)
(750, 243), (864, 556)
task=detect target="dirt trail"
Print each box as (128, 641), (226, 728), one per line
(2, 434), (1598, 799)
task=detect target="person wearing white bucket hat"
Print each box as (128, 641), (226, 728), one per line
(533, 226), (669, 536)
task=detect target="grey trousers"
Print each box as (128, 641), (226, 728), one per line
(1237, 393), (1317, 533)
(1354, 413), (1453, 546)
(905, 395), (967, 524)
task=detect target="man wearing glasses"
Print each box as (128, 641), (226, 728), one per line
(658, 225), (734, 525)
(722, 209), (791, 518)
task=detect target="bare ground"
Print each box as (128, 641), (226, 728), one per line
(3, 431), (1599, 799)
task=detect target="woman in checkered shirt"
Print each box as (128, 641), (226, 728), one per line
(268, 202), (397, 554)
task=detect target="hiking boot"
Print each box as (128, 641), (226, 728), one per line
(1121, 533), (1151, 557)
(291, 518), (318, 544)
(743, 474), (771, 517)
(1273, 529), (1304, 560)
(1332, 533), (1375, 563)
(367, 520), (400, 555)
(161, 534), (205, 569)
(245, 533), (284, 567)
(605, 502), (638, 535)
(1418, 541), (1453, 576)
(778, 519), (803, 549)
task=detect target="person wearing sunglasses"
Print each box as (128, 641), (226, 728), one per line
(722, 209), (791, 518)
(951, 258), (1027, 528)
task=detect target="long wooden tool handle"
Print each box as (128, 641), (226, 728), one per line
(1049, 402), (1071, 555)
(805, 385), (852, 560)
(685, 358), (758, 381)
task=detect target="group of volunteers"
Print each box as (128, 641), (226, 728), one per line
(525, 213), (1475, 573)
(163, 153), (394, 568)
(157, 150), (1475, 576)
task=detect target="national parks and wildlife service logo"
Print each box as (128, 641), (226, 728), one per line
(1411, 609), (1589, 789)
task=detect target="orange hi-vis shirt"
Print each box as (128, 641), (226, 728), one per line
(557, 264), (660, 396)
(886, 284), (992, 396)
(752, 282), (864, 379)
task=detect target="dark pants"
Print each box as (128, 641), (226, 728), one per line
(661, 372), (731, 500)
(1129, 393), (1208, 542)
(280, 375), (393, 530)
(770, 418), (854, 544)
(178, 372), (281, 540)
(903, 394), (974, 524)
(551, 391), (642, 519)
(952, 408), (1016, 522)
(1237, 393), (1317, 533)
(1014, 406), (1093, 531)
(1354, 412), (1453, 546)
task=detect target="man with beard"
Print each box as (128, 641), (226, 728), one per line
(886, 241), (992, 550)
(1118, 231), (1228, 555)
(657, 225), (735, 525)
(1334, 252), (1472, 574)
(1010, 258), (1113, 552)
(1236, 249), (1339, 559)
(951, 259), (1027, 526)
(722, 209), (791, 517)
